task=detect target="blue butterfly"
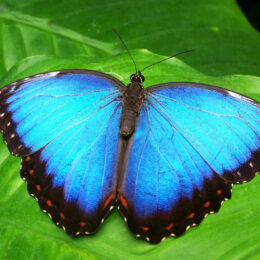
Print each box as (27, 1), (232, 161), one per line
(0, 68), (259, 244)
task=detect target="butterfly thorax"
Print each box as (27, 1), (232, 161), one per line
(120, 72), (146, 137)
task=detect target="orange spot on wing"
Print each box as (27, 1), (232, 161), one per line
(217, 189), (222, 195)
(25, 156), (30, 161)
(141, 226), (149, 231)
(204, 201), (210, 208)
(103, 193), (114, 208)
(46, 200), (52, 207)
(120, 195), (128, 209)
(29, 169), (34, 175)
(60, 212), (65, 219)
(187, 212), (195, 219)
(36, 185), (41, 191)
(165, 223), (174, 231)
(79, 221), (86, 227)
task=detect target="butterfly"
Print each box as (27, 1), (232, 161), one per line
(0, 67), (259, 244)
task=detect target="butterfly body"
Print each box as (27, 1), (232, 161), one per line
(0, 69), (259, 244)
(120, 71), (145, 136)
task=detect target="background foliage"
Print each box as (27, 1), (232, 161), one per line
(0, 0), (259, 259)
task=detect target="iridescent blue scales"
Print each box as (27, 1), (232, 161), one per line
(0, 70), (259, 244)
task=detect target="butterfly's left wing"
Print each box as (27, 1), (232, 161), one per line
(118, 82), (260, 244)
(0, 70), (125, 235)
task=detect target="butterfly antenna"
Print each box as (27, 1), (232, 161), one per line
(112, 28), (138, 74)
(140, 49), (194, 72)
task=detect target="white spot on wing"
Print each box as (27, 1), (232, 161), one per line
(226, 90), (253, 103)
(48, 71), (59, 77)
(185, 225), (191, 231)
(226, 91), (242, 100)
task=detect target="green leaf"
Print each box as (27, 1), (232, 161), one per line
(0, 1), (259, 260)
(0, 0), (260, 77)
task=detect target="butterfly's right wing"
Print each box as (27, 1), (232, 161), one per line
(117, 83), (259, 244)
(0, 70), (124, 235)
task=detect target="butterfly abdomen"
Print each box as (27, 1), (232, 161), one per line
(120, 81), (145, 136)
(120, 109), (138, 136)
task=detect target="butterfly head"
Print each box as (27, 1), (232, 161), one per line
(130, 71), (145, 84)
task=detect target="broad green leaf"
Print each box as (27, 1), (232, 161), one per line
(0, 52), (259, 260)
(0, 0), (259, 77)
(0, 0), (259, 259)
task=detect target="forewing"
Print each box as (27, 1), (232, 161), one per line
(148, 83), (260, 183)
(118, 83), (259, 244)
(0, 69), (124, 156)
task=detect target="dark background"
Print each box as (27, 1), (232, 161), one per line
(238, 0), (260, 31)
